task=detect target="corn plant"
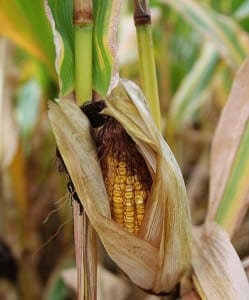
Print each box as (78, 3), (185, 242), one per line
(0, 0), (248, 299)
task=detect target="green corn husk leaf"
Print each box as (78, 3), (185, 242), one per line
(192, 223), (249, 299)
(48, 79), (192, 293)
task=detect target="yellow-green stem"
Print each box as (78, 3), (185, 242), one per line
(136, 25), (161, 129)
(74, 23), (93, 104)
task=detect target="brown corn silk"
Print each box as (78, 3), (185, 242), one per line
(48, 79), (192, 293)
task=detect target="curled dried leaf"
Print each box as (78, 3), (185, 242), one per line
(192, 223), (249, 300)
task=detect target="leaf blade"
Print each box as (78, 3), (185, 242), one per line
(46, 0), (74, 96)
(168, 42), (219, 133)
(207, 58), (249, 236)
(0, 0), (55, 77)
(160, 0), (249, 68)
(92, 0), (121, 95)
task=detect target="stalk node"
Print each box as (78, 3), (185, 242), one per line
(73, 11), (93, 25)
(134, 14), (151, 26)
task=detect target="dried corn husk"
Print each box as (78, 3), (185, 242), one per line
(62, 265), (130, 300)
(48, 79), (192, 293)
(192, 222), (249, 300)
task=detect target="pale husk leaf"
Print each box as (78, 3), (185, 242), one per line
(242, 257), (249, 280)
(73, 203), (97, 300)
(104, 80), (192, 293)
(192, 223), (249, 300)
(48, 79), (192, 293)
(62, 265), (130, 300)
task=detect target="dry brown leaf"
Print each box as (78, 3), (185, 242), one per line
(192, 223), (249, 299)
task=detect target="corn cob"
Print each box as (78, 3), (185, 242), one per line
(95, 117), (152, 235)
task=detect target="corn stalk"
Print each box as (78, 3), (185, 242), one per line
(133, 0), (161, 129)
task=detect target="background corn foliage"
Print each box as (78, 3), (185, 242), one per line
(0, 0), (248, 299)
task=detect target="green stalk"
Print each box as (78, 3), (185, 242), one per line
(133, 1), (161, 129)
(73, 2), (97, 300)
(74, 0), (93, 104)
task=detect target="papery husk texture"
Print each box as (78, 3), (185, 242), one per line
(48, 79), (192, 293)
(192, 222), (249, 300)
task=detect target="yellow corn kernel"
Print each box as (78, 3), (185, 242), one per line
(125, 185), (133, 192)
(136, 214), (144, 220)
(113, 196), (123, 203)
(118, 168), (126, 176)
(134, 182), (143, 191)
(102, 156), (151, 235)
(113, 190), (122, 196)
(112, 202), (123, 208)
(114, 175), (126, 184)
(126, 176), (135, 185)
(125, 192), (133, 199)
(118, 161), (126, 168)
(135, 195), (144, 204)
(124, 207), (134, 212)
(124, 211), (135, 217)
(113, 206), (124, 213)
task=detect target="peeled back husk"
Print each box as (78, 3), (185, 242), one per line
(192, 222), (249, 299)
(48, 79), (192, 293)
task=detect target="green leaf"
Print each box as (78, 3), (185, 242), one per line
(234, 1), (249, 21)
(168, 43), (219, 133)
(92, 0), (121, 96)
(214, 123), (249, 234)
(46, 0), (74, 96)
(47, 277), (73, 300)
(207, 58), (249, 237)
(44, 257), (75, 300)
(46, 0), (121, 97)
(159, 0), (249, 68)
(0, 0), (55, 78)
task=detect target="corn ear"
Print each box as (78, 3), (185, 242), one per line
(103, 155), (150, 235)
(192, 223), (249, 299)
(48, 79), (192, 293)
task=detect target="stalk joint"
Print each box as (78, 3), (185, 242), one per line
(134, 14), (151, 26)
(73, 11), (93, 26)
